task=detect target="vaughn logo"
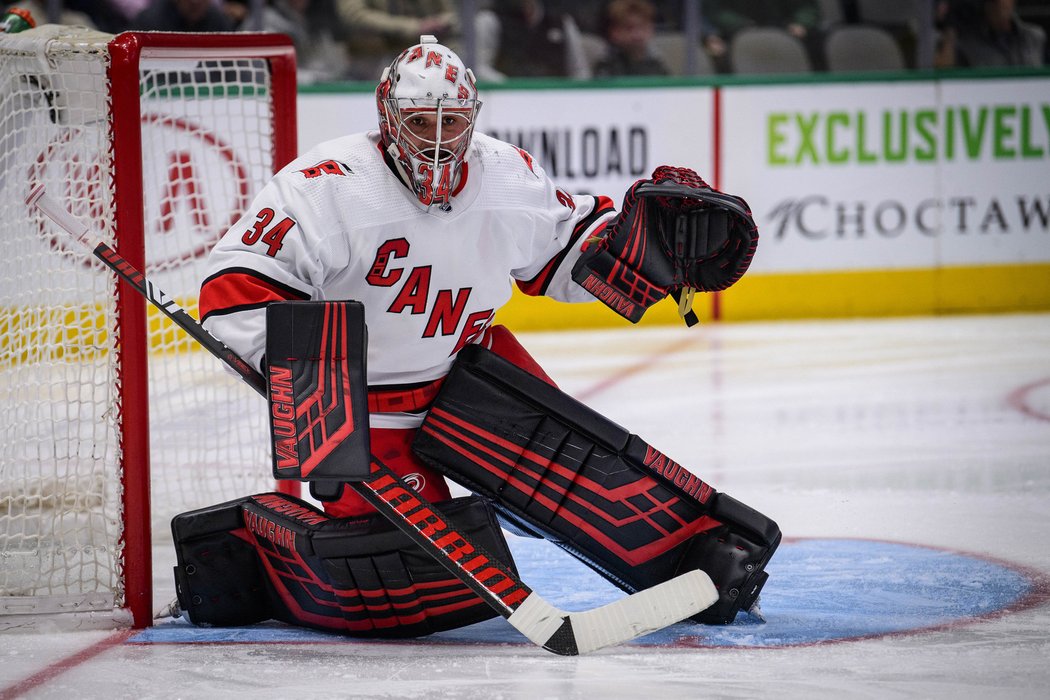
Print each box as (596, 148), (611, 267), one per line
(268, 364), (300, 475)
(766, 193), (1050, 240)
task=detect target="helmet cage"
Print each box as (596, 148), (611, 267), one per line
(375, 37), (481, 207)
(387, 97), (478, 171)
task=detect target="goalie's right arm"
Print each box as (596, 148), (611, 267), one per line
(199, 267), (311, 372)
(199, 178), (322, 371)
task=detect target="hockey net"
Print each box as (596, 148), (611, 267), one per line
(0, 27), (297, 629)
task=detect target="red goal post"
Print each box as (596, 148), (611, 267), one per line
(0, 28), (298, 630)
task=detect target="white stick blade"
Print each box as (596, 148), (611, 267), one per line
(25, 184), (92, 247)
(505, 593), (572, 651)
(507, 569), (718, 655)
(569, 569), (718, 654)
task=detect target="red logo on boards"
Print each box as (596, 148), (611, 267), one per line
(30, 113), (253, 267)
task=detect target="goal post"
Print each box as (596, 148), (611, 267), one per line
(0, 28), (298, 630)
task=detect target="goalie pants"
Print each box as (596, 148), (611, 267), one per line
(322, 325), (555, 518)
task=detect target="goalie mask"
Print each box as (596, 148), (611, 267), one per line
(376, 35), (481, 209)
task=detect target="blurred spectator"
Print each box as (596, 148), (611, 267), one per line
(262, 0), (352, 83)
(700, 0), (824, 70)
(935, 0), (959, 67)
(474, 0), (591, 80)
(950, 0), (1046, 66)
(109, 1), (154, 28)
(1016, 0), (1050, 41)
(593, 0), (670, 77)
(63, 0), (133, 31)
(222, 1), (250, 26)
(544, 0), (607, 35)
(336, 0), (458, 80)
(16, 0), (104, 29)
(838, 0), (860, 24)
(641, 0), (694, 31)
(131, 0), (236, 31)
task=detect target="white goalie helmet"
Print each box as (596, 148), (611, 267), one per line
(376, 35), (481, 208)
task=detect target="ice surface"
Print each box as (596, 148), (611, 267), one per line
(2, 313), (1049, 699)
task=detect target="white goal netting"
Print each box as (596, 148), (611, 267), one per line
(0, 26), (293, 626)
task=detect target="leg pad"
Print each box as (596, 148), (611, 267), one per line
(172, 493), (515, 637)
(413, 344), (780, 624)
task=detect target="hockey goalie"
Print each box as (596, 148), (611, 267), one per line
(172, 35), (779, 639)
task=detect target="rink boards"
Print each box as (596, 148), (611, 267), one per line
(301, 70), (1050, 326)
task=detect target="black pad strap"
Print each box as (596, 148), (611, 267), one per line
(265, 301), (371, 483)
(413, 344), (781, 623)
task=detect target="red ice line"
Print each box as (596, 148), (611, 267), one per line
(0, 630), (136, 700)
(1006, 377), (1050, 423)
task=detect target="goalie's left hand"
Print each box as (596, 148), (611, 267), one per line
(571, 165), (758, 325)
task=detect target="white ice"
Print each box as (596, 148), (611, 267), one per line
(2, 312), (1049, 699)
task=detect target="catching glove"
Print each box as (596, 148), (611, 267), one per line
(571, 165), (758, 325)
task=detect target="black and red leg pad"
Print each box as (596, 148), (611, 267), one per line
(171, 492), (515, 637)
(412, 344), (781, 624)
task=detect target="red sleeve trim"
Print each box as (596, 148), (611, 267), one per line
(199, 268), (310, 322)
(517, 195), (616, 297)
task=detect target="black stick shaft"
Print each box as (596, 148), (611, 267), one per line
(93, 242), (267, 396)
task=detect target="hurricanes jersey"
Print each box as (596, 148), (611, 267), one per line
(200, 131), (616, 427)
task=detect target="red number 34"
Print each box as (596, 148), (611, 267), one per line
(241, 208), (295, 257)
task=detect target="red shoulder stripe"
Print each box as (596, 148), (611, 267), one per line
(199, 268), (310, 322)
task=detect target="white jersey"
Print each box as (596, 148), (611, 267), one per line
(201, 131), (616, 427)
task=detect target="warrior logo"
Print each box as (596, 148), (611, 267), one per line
(403, 472), (426, 492)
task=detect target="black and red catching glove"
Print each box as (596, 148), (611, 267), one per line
(571, 165), (758, 325)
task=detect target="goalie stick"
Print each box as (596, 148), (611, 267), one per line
(27, 184), (718, 655)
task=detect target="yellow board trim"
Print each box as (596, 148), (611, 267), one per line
(4, 264), (1047, 367)
(718, 264), (1050, 320)
(493, 264), (1050, 329)
(0, 298), (203, 365)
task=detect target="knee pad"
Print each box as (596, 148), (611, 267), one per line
(171, 493), (516, 637)
(412, 344), (781, 624)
